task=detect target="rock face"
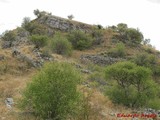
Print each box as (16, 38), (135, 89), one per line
(80, 54), (125, 66)
(37, 15), (93, 32)
(12, 48), (53, 68)
(12, 48), (42, 67)
(12, 31), (30, 47)
(2, 30), (30, 49)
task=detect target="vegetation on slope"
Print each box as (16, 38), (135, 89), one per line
(0, 9), (160, 120)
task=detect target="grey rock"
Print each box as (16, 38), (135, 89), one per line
(12, 48), (21, 57)
(17, 30), (30, 37)
(12, 48), (42, 68)
(80, 54), (125, 66)
(81, 69), (91, 74)
(48, 58), (53, 61)
(5, 98), (14, 109)
(75, 64), (82, 69)
(1, 30), (30, 49)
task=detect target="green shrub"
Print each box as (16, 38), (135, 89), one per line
(126, 28), (143, 45)
(68, 30), (93, 50)
(133, 53), (160, 78)
(24, 22), (50, 36)
(147, 98), (160, 110)
(51, 33), (72, 56)
(105, 61), (159, 108)
(20, 62), (81, 119)
(1, 30), (16, 41)
(107, 42), (126, 58)
(91, 28), (104, 45)
(133, 53), (157, 67)
(30, 35), (48, 48)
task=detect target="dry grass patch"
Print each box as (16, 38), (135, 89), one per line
(78, 86), (132, 120)
(0, 71), (36, 120)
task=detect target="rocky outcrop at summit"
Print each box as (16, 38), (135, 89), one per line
(37, 15), (93, 32)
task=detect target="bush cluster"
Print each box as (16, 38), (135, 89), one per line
(68, 30), (93, 50)
(109, 23), (144, 46)
(24, 21), (50, 36)
(51, 32), (72, 56)
(30, 35), (48, 48)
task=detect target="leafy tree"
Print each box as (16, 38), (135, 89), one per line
(117, 23), (128, 31)
(21, 17), (31, 28)
(33, 9), (41, 18)
(20, 62), (81, 119)
(34, 9), (52, 18)
(105, 62), (159, 108)
(51, 32), (72, 56)
(67, 15), (74, 20)
(96, 24), (103, 29)
(126, 28), (144, 45)
(142, 38), (150, 45)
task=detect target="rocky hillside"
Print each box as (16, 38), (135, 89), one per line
(0, 10), (160, 120)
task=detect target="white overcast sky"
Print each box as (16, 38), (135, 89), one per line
(0, 0), (160, 50)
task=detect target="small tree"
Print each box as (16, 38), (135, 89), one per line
(105, 62), (159, 108)
(67, 15), (74, 20)
(21, 17), (31, 28)
(34, 9), (41, 18)
(142, 38), (150, 45)
(20, 62), (81, 119)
